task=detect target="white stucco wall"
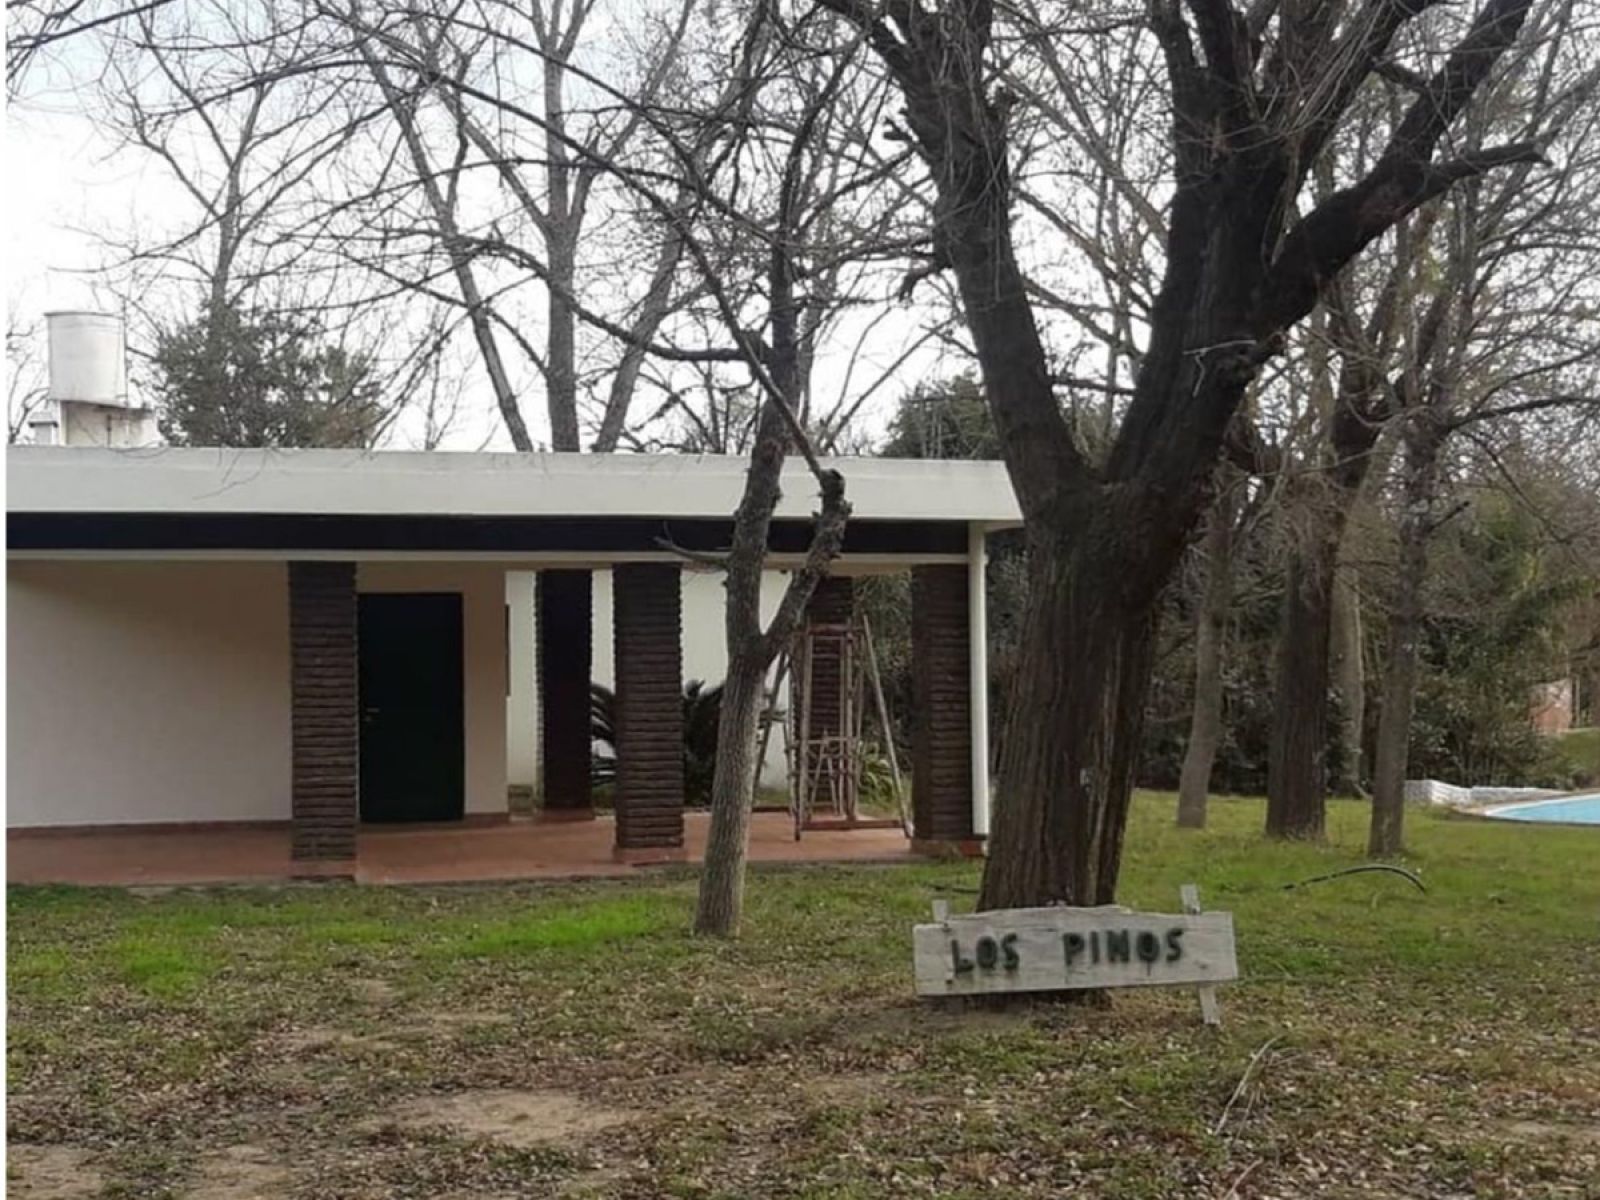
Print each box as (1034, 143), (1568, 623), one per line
(358, 563), (508, 817)
(8, 557), (802, 828)
(8, 560), (509, 830)
(592, 568), (788, 691)
(7, 560), (293, 827)
(506, 568), (790, 792)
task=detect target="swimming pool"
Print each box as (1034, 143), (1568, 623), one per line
(1484, 794), (1600, 824)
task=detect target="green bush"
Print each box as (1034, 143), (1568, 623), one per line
(590, 679), (723, 805)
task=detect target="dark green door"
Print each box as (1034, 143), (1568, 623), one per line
(358, 593), (465, 823)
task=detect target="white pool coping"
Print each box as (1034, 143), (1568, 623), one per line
(1481, 793), (1600, 821)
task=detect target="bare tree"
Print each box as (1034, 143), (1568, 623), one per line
(1176, 468), (1265, 827)
(819, 0), (1548, 909)
(77, 3), (442, 442)
(1263, 225), (1428, 837)
(316, 0), (708, 451)
(96, 4), (340, 321)
(1229, 0), (1600, 855)
(1367, 70), (1600, 855)
(7, 0), (175, 91)
(358, 0), (906, 931)
(1262, 0), (1597, 841)
(672, 10), (898, 936)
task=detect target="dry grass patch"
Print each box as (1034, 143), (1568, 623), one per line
(368, 1088), (632, 1150)
(5, 1145), (102, 1200)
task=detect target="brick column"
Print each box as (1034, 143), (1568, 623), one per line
(537, 569), (594, 817)
(612, 564), (684, 860)
(911, 565), (978, 854)
(289, 561), (358, 872)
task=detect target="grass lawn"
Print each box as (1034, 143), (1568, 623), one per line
(8, 794), (1599, 1198)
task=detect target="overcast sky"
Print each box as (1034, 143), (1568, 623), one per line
(4, 43), (966, 457)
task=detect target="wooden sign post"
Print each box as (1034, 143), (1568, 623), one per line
(914, 885), (1237, 1025)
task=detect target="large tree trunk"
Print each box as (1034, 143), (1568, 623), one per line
(1369, 419), (1443, 857)
(1265, 498), (1340, 838)
(979, 523), (1158, 908)
(1177, 484), (1237, 829)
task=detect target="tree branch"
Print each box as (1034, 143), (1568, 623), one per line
(1258, 0), (1539, 336)
(1450, 392), (1598, 429)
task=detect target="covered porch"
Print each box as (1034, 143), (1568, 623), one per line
(7, 447), (1020, 884)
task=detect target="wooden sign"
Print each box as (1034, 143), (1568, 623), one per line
(913, 886), (1237, 1020)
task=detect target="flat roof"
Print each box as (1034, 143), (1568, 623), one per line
(7, 446), (1021, 525)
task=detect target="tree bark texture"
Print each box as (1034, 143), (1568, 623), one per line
(979, 522), (1158, 909)
(546, 240), (580, 451)
(1331, 566), (1366, 796)
(694, 401), (847, 933)
(694, 636), (768, 933)
(1177, 486), (1237, 829)
(1266, 287), (1396, 836)
(540, 35), (583, 453)
(693, 260), (803, 937)
(1266, 500), (1340, 839)
(1369, 420), (1444, 857)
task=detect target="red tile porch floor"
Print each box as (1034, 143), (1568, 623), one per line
(7, 811), (920, 887)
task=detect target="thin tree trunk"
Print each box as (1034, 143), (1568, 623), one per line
(1330, 565), (1366, 795)
(695, 641), (767, 933)
(593, 240), (676, 451)
(591, 15), (768, 452)
(1368, 564), (1422, 856)
(693, 399), (788, 935)
(693, 88), (850, 932)
(1177, 484), (1237, 828)
(546, 240), (580, 451)
(541, 43), (581, 452)
(693, 417), (847, 935)
(1369, 420), (1443, 857)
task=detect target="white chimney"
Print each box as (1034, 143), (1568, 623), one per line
(44, 311), (158, 448)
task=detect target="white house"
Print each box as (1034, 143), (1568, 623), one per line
(7, 445), (1019, 874)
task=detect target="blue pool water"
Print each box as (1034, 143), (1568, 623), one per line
(1487, 794), (1600, 824)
